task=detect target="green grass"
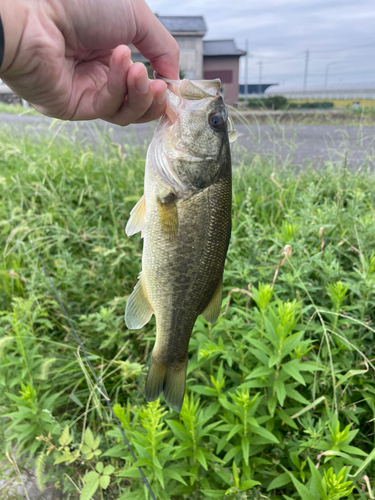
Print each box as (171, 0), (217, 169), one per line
(231, 103), (375, 126)
(0, 124), (375, 499)
(0, 101), (39, 115)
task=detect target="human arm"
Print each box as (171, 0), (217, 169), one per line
(0, 0), (179, 125)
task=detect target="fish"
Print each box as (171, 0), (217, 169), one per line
(124, 76), (238, 412)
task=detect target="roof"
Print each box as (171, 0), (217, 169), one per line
(156, 15), (207, 34)
(203, 39), (247, 57)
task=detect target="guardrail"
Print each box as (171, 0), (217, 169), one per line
(239, 92), (375, 100)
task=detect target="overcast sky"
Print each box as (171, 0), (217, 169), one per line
(147, 0), (375, 90)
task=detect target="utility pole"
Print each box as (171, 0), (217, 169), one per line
(245, 39), (249, 98)
(258, 60), (263, 95)
(303, 49), (309, 92)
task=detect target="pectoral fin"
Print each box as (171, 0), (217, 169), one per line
(126, 195), (146, 236)
(201, 278), (223, 324)
(157, 193), (178, 238)
(229, 130), (240, 143)
(228, 115), (239, 143)
(125, 274), (153, 329)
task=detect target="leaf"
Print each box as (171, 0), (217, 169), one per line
(190, 385), (217, 396)
(267, 472), (292, 490)
(339, 445), (367, 457)
(154, 465), (164, 488)
(307, 458), (326, 499)
(84, 428), (95, 449)
(117, 467), (143, 479)
(99, 475), (110, 490)
(282, 467), (319, 500)
(227, 423), (243, 441)
(246, 366), (274, 380)
(223, 445), (241, 464)
(80, 471), (99, 500)
(240, 479), (261, 490)
(103, 465), (115, 475)
(350, 445), (375, 477)
(153, 455), (163, 469)
(267, 396), (277, 417)
(336, 369), (368, 388)
(249, 425), (279, 443)
(102, 444), (126, 458)
(163, 469), (187, 485)
(274, 379), (286, 406)
(242, 437), (250, 465)
(285, 386), (309, 405)
(282, 360), (306, 385)
(69, 394), (84, 407)
(246, 337), (273, 356)
(269, 354), (280, 368)
(291, 396), (326, 419)
(200, 490), (227, 499)
(196, 448), (208, 470)
(276, 409), (298, 429)
(58, 425), (71, 447)
(249, 348), (270, 367)
(96, 462), (103, 473)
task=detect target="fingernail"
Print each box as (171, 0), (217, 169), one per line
(135, 72), (150, 94)
(156, 90), (166, 106)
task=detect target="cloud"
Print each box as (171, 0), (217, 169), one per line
(147, 0), (375, 87)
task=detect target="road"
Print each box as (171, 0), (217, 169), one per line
(1, 112), (374, 170)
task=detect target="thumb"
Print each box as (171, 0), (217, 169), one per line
(131, 3), (180, 79)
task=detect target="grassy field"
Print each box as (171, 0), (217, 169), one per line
(288, 98), (375, 110)
(0, 102), (39, 116)
(1, 124), (375, 499)
(2, 100), (375, 127)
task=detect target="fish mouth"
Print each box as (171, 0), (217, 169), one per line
(155, 72), (222, 125)
(155, 73), (221, 99)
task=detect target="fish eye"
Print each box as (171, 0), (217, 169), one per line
(209, 112), (225, 131)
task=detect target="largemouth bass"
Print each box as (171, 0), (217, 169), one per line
(125, 76), (237, 412)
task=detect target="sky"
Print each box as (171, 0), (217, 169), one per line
(147, 0), (375, 90)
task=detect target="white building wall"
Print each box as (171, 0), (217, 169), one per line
(174, 36), (203, 80)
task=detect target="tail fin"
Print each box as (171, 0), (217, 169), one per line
(144, 355), (188, 413)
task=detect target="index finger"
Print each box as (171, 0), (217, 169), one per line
(131, 1), (180, 80)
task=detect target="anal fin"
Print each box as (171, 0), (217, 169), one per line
(125, 273), (153, 329)
(126, 195), (146, 236)
(201, 278), (223, 324)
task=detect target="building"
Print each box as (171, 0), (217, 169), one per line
(157, 16), (207, 80)
(203, 40), (246, 104)
(239, 84), (278, 95)
(130, 15), (246, 104)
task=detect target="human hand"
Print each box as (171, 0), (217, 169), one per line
(0, 0), (179, 125)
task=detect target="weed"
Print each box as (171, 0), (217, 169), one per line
(0, 124), (375, 498)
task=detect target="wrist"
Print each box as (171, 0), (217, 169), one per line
(0, 0), (30, 76)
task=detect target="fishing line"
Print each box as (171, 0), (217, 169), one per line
(30, 240), (156, 500)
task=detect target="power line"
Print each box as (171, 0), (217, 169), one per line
(246, 41), (375, 62)
(310, 41), (375, 53)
